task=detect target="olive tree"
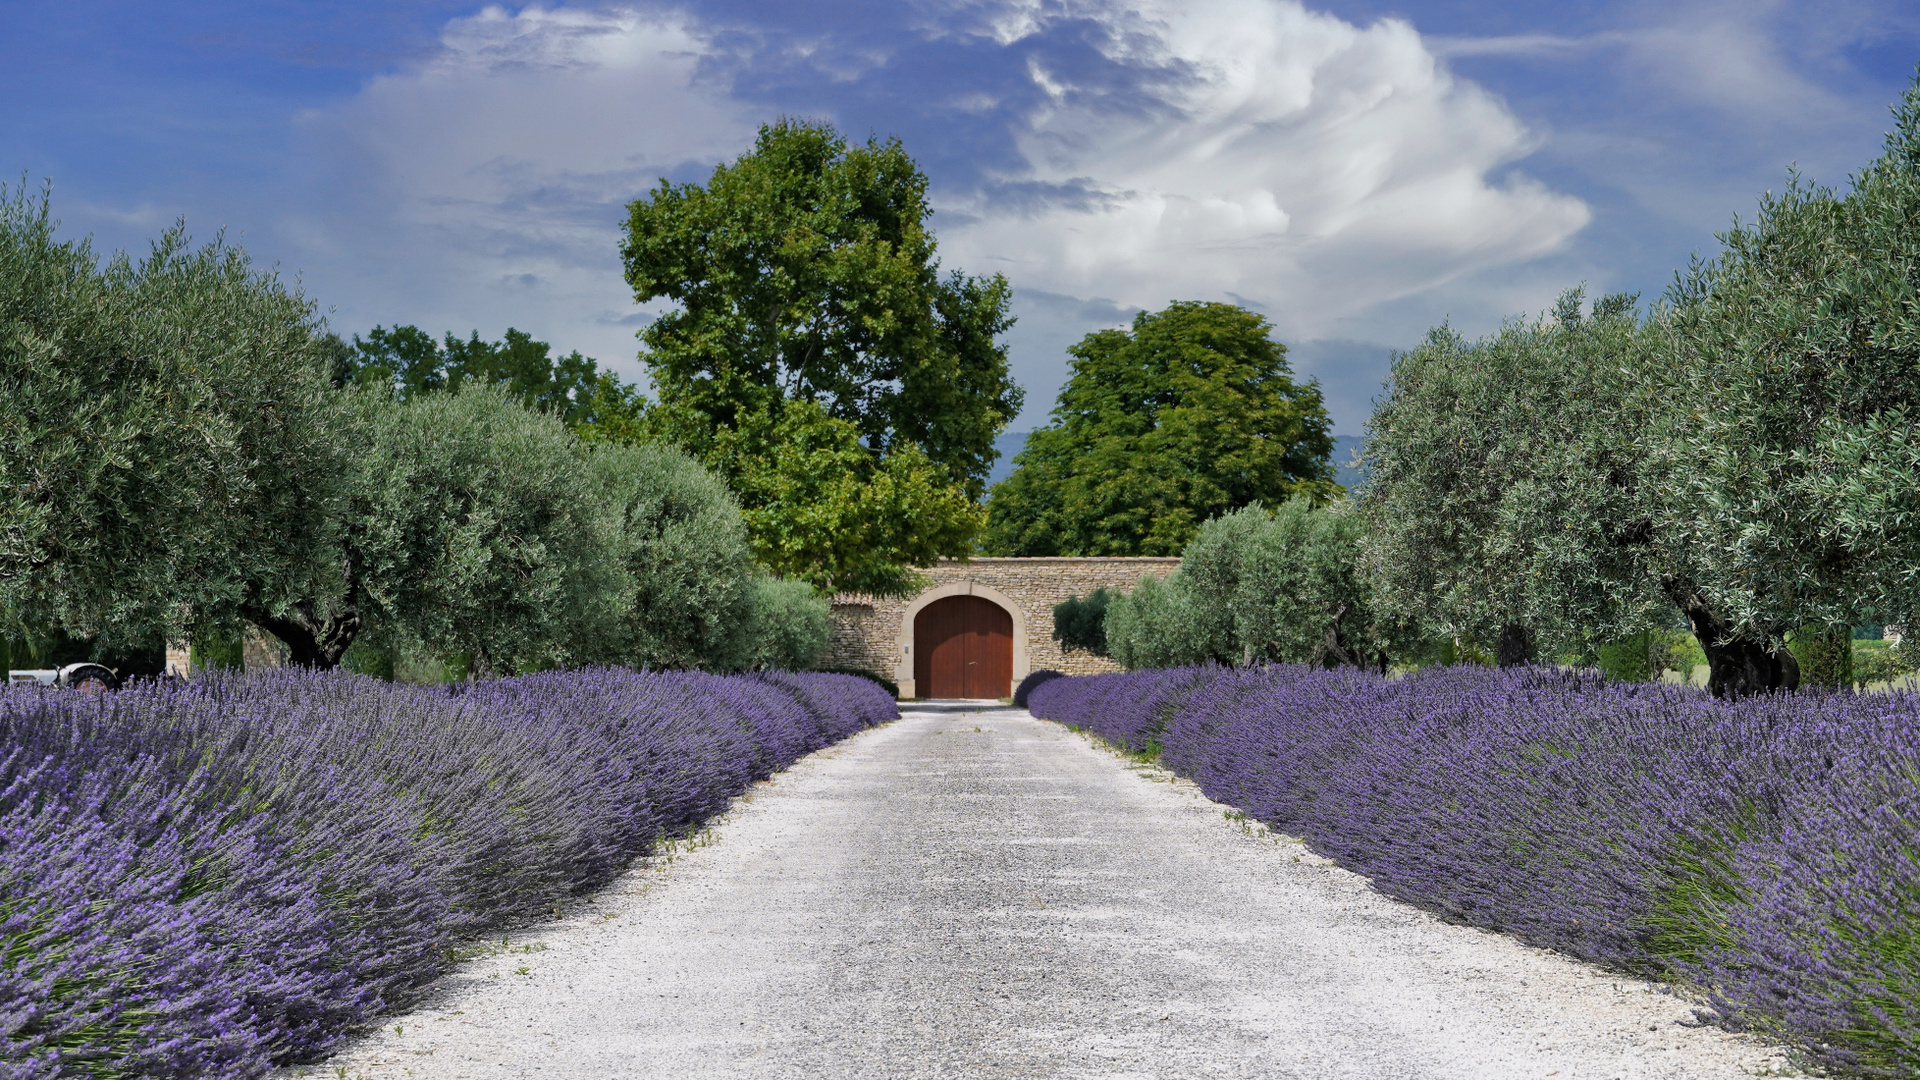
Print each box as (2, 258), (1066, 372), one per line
(0, 186), (348, 652)
(1647, 76), (1920, 689)
(1105, 499), (1406, 671)
(1359, 290), (1666, 668)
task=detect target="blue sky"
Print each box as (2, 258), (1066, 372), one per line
(7, 1), (1919, 433)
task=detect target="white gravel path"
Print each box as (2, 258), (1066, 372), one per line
(293, 703), (1796, 1080)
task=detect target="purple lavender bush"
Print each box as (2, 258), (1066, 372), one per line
(1028, 664), (1920, 1076)
(0, 667), (894, 1079)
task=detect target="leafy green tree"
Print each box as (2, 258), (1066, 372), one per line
(621, 119), (1018, 587)
(0, 185), (348, 653)
(985, 302), (1336, 557)
(1359, 291), (1664, 668)
(1645, 75), (1920, 691)
(1103, 572), (1210, 671)
(718, 399), (983, 595)
(256, 391), (819, 675)
(242, 387), (619, 673)
(581, 436), (764, 671)
(0, 186), (819, 676)
(623, 118), (1021, 492)
(339, 324), (624, 430)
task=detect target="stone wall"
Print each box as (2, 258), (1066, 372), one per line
(827, 557), (1179, 698)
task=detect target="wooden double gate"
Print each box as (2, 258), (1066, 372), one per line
(913, 595), (1013, 699)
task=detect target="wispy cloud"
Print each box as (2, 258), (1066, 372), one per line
(1428, 33), (1597, 59)
(289, 5), (759, 370)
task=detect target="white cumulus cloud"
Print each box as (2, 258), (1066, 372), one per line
(291, 5), (758, 369)
(938, 0), (1591, 339)
(288, 0), (1589, 403)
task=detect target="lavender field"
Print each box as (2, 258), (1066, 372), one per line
(1029, 665), (1920, 1076)
(0, 668), (895, 1079)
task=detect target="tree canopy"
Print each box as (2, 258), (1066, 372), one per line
(985, 301), (1336, 556)
(0, 185), (828, 676)
(0, 186), (346, 652)
(330, 323), (637, 431)
(1105, 499), (1401, 671)
(713, 399), (983, 595)
(1646, 82), (1920, 686)
(620, 119), (1018, 592)
(1354, 76), (1920, 695)
(1358, 290), (1661, 668)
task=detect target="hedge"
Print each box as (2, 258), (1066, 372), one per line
(0, 668), (894, 1078)
(1030, 664), (1920, 1075)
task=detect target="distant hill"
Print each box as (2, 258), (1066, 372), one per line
(986, 431), (1368, 492)
(987, 429), (1030, 487)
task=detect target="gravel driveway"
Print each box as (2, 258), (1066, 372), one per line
(296, 703), (1794, 1080)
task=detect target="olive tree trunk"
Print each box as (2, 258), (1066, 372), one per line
(1661, 576), (1798, 698)
(242, 602), (362, 669)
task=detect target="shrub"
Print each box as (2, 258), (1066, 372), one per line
(1853, 639), (1915, 689)
(1051, 590), (1110, 656)
(0, 668), (894, 1078)
(1011, 669), (1064, 709)
(1029, 664), (1920, 1076)
(1104, 572), (1212, 669)
(1104, 500), (1413, 671)
(739, 576), (832, 671)
(583, 438), (761, 671)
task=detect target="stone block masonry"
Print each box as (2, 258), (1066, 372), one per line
(825, 557), (1179, 698)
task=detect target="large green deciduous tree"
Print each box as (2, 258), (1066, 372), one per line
(715, 399), (983, 595)
(621, 119), (1019, 591)
(985, 301), (1336, 556)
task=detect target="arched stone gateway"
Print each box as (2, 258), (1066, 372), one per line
(911, 591), (1017, 699)
(823, 557), (1180, 699)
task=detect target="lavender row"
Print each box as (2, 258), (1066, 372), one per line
(0, 668), (895, 1079)
(1028, 665), (1920, 1076)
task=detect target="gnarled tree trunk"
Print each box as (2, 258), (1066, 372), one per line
(241, 602), (362, 669)
(1661, 576), (1798, 698)
(1310, 604), (1392, 675)
(240, 554), (363, 669)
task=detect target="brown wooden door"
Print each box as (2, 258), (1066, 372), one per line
(914, 595), (1014, 698)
